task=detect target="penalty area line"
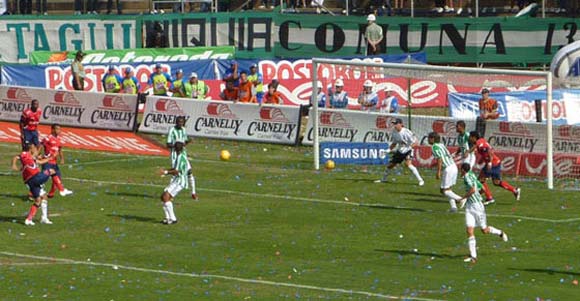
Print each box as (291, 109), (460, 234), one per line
(0, 251), (443, 301)
(60, 177), (580, 224)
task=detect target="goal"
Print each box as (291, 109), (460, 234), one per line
(310, 58), (560, 189)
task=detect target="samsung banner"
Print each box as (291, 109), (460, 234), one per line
(0, 85), (138, 131)
(139, 96), (301, 145)
(320, 142), (389, 165)
(448, 90), (580, 125)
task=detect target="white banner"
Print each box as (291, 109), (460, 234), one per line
(302, 108), (476, 148)
(139, 96), (301, 145)
(0, 19), (138, 63)
(0, 85), (138, 131)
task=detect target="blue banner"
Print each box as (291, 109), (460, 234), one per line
(320, 142), (389, 165)
(448, 90), (580, 126)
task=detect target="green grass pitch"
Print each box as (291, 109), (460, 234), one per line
(0, 137), (579, 300)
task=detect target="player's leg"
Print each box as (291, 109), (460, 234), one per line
(30, 130), (40, 157)
(40, 194), (53, 224)
(188, 170), (197, 200)
(404, 157), (424, 186)
(478, 169), (494, 204)
(464, 223), (477, 262)
(490, 165), (520, 200)
(24, 175), (46, 225)
(375, 161), (397, 183)
(161, 180), (181, 224)
(53, 165), (73, 196)
(480, 209), (508, 241)
(441, 165), (461, 211)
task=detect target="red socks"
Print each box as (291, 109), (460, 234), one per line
(27, 204), (39, 220)
(481, 182), (493, 200)
(498, 180), (516, 193)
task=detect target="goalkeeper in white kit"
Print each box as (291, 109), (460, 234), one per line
(375, 118), (424, 186)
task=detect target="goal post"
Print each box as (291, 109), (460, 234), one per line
(310, 58), (554, 189)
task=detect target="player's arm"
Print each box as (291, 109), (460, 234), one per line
(489, 100), (499, 119)
(35, 156), (51, 165)
(11, 155), (20, 171)
(159, 167), (178, 176)
(19, 113), (27, 133)
(486, 147), (496, 169)
(58, 147), (65, 164)
(436, 158), (442, 179)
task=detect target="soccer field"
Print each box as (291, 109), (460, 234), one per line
(1, 138), (579, 300)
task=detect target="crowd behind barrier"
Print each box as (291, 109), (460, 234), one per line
(0, 0), (577, 17)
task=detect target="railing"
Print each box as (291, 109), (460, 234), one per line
(151, 0), (217, 13)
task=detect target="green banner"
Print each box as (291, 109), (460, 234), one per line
(0, 14), (579, 64)
(29, 46), (235, 65)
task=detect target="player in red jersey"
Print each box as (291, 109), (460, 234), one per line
(12, 143), (56, 226)
(469, 131), (521, 204)
(20, 99), (42, 156)
(41, 124), (73, 198)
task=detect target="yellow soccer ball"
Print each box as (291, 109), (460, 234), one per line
(220, 150), (231, 161)
(325, 160), (335, 170)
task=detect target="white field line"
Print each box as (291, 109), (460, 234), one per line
(59, 177), (580, 224)
(0, 251), (443, 301)
(72, 157), (160, 167)
(0, 261), (74, 266)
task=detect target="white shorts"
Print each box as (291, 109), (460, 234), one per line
(465, 202), (487, 228)
(164, 179), (185, 198)
(441, 164), (458, 189)
(463, 153), (476, 169)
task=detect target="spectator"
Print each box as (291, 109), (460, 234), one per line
(146, 22), (167, 48)
(71, 50), (86, 91)
(357, 80), (378, 111)
(329, 79), (349, 109)
(315, 81), (326, 107)
(248, 64), (264, 104)
(378, 87), (399, 113)
(224, 61), (239, 86)
(36, 0), (47, 15)
(74, 0), (83, 14)
(433, 0), (444, 13)
(478, 88), (499, 120)
(365, 14), (382, 56)
(87, 0), (99, 14)
(107, 0), (122, 14)
(102, 66), (123, 93)
(121, 67), (140, 94)
(20, 0), (31, 14)
(264, 82), (282, 105)
(311, 0), (324, 14)
(220, 80), (239, 102)
(147, 63), (173, 96)
(238, 71), (256, 103)
(181, 72), (209, 100)
(171, 69), (185, 97)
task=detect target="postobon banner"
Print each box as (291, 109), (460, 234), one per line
(0, 85), (138, 131)
(139, 96), (302, 145)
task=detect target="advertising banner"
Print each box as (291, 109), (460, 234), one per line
(320, 142), (389, 165)
(139, 96), (301, 145)
(30, 46), (235, 65)
(0, 85), (138, 131)
(448, 90), (580, 125)
(0, 18), (139, 63)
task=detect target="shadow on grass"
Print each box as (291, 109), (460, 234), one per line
(0, 215), (24, 224)
(375, 249), (464, 259)
(105, 192), (156, 199)
(107, 214), (159, 223)
(0, 193), (31, 203)
(508, 268), (580, 277)
(360, 203), (428, 212)
(335, 178), (420, 187)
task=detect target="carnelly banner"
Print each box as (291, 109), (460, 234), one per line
(0, 14), (579, 64)
(139, 96), (301, 145)
(0, 85), (138, 131)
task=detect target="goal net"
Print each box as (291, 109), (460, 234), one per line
(308, 58), (572, 190)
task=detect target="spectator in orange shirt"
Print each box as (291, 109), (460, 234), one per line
(220, 80), (239, 102)
(263, 81), (282, 105)
(238, 71), (256, 103)
(478, 88), (499, 120)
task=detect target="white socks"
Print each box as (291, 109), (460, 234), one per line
(190, 175), (196, 195)
(408, 165), (423, 183)
(444, 190), (462, 209)
(488, 226), (502, 236)
(468, 236), (477, 259)
(41, 200), (48, 220)
(164, 201), (176, 221)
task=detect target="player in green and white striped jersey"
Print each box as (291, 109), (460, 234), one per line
(159, 142), (194, 225)
(166, 116), (197, 200)
(454, 120), (475, 168)
(428, 132), (462, 212)
(458, 163), (508, 263)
